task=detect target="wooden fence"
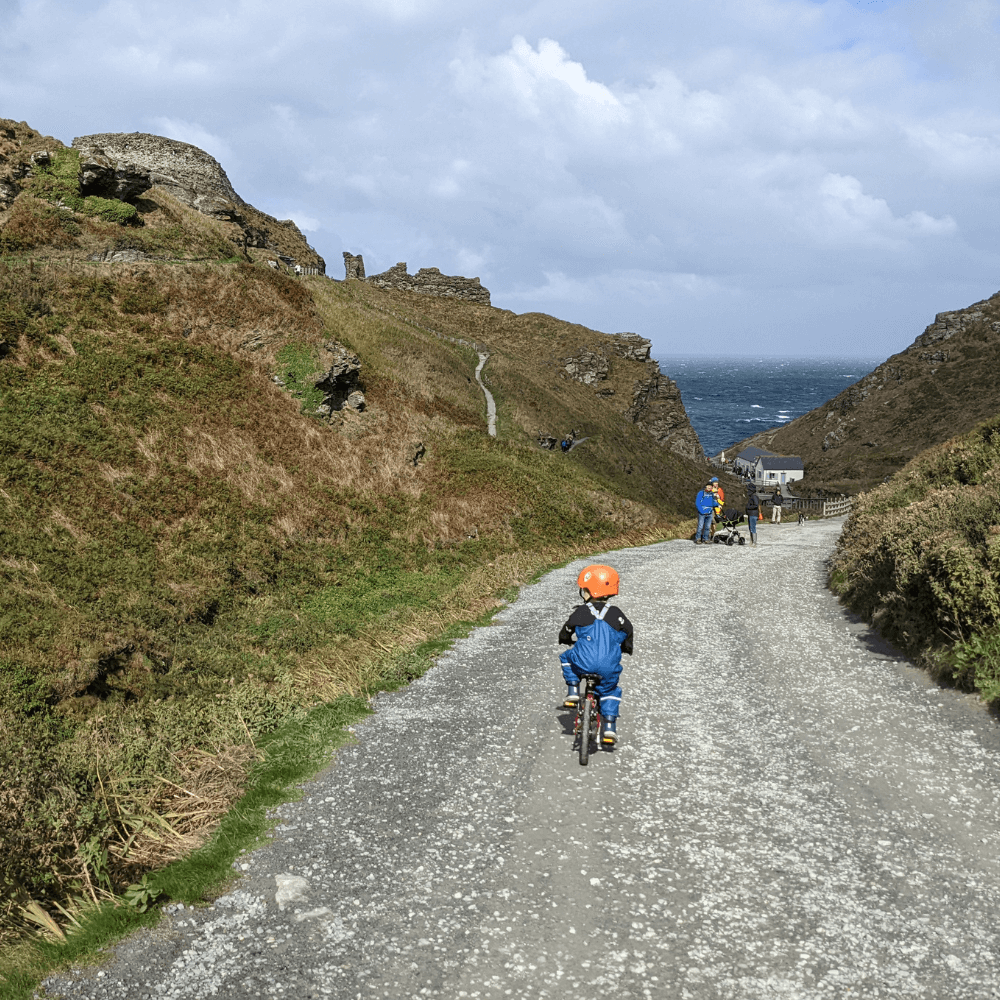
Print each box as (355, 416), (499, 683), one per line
(748, 488), (854, 518)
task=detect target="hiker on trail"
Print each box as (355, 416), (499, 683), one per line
(560, 564), (633, 745)
(694, 482), (716, 544)
(771, 489), (785, 523)
(746, 488), (760, 545)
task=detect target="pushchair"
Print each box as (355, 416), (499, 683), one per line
(712, 508), (746, 546)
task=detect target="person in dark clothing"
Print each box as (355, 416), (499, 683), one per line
(746, 488), (760, 545)
(559, 564), (633, 744)
(771, 489), (785, 523)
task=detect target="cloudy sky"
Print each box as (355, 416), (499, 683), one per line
(3, 0), (1000, 357)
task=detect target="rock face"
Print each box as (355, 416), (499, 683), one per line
(365, 261), (491, 304)
(77, 150), (153, 202)
(313, 342), (365, 414)
(563, 349), (609, 386)
(555, 328), (703, 462)
(611, 332), (652, 362)
(626, 368), (705, 462)
(72, 133), (242, 217)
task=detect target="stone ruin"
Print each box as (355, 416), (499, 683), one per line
(341, 253), (490, 305)
(343, 252), (365, 280)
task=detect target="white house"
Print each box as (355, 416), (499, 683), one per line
(752, 453), (804, 486)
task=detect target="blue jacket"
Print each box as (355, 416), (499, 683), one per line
(695, 489), (716, 515)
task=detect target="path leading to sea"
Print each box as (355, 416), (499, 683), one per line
(45, 519), (1000, 999)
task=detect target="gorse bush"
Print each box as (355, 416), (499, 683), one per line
(831, 414), (1000, 701)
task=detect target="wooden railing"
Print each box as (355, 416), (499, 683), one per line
(820, 497), (854, 517)
(760, 493), (854, 518)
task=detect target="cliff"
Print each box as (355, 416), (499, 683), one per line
(727, 291), (1000, 490)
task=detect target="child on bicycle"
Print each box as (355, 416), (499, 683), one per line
(559, 564), (633, 744)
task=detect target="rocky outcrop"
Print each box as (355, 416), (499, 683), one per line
(563, 349), (609, 385)
(72, 133), (242, 217)
(77, 150), (153, 202)
(912, 308), (986, 349)
(70, 132), (325, 273)
(313, 342), (365, 414)
(611, 332), (651, 362)
(556, 328), (702, 460)
(626, 368), (705, 462)
(364, 261), (490, 304)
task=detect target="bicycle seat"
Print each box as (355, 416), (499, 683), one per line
(580, 673), (602, 682)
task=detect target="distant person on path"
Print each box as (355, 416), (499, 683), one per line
(771, 490), (785, 523)
(746, 488), (760, 545)
(559, 564), (633, 745)
(694, 482), (717, 544)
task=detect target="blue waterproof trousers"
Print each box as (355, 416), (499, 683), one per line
(696, 512), (714, 541)
(561, 659), (622, 719)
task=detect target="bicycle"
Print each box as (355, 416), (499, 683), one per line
(574, 672), (603, 766)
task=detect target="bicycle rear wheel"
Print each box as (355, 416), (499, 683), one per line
(578, 691), (591, 767)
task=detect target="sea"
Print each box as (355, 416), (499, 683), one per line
(655, 355), (883, 458)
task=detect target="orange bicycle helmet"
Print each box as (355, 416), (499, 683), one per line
(577, 564), (619, 599)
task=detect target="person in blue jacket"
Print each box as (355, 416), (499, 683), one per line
(694, 481), (716, 544)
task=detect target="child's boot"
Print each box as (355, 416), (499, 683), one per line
(602, 718), (618, 744)
(564, 683), (580, 706)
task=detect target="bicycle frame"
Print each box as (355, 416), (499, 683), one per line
(574, 673), (603, 766)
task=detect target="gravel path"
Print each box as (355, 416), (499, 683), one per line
(43, 518), (1000, 999)
(474, 353), (496, 437)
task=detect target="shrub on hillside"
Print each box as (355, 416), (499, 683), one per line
(0, 197), (79, 252)
(831, 414), (1000, 700)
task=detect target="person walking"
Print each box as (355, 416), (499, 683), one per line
(746, 487), (760, 545)
(771, 489), (785, 523)
(694, 482), (716, 544)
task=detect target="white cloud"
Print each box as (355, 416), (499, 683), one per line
(1, 0), (999, 355)
(816, 173), (957, 243)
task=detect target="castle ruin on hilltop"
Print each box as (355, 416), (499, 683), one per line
(342, 252), (490, 305)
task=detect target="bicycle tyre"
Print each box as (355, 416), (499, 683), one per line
(579, 693), (591, 766)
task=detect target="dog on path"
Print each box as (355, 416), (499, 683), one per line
(798, 511), (806, 526)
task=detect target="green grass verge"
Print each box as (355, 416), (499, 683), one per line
(0, 597), (513, 1000)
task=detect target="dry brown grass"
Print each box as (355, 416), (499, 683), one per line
(0, 196), (77, 252)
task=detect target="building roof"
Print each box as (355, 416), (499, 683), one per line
(757, 455), (804, 471)
(736, 446), (776, 461)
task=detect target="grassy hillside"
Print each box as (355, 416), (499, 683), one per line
(0, 127), (713, 953)
(727, 291), (1000, 492)
(830, 414), (1000, 704)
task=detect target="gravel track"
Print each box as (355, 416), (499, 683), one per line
(43, 518), (1000, 999)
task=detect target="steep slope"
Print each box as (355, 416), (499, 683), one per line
(727, 291), (1000, 491)
(0, 121), (713, 944)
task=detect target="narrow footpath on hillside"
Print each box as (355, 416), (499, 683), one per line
(45, 520), (1000, 999)
(475, 353), (497, 437)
